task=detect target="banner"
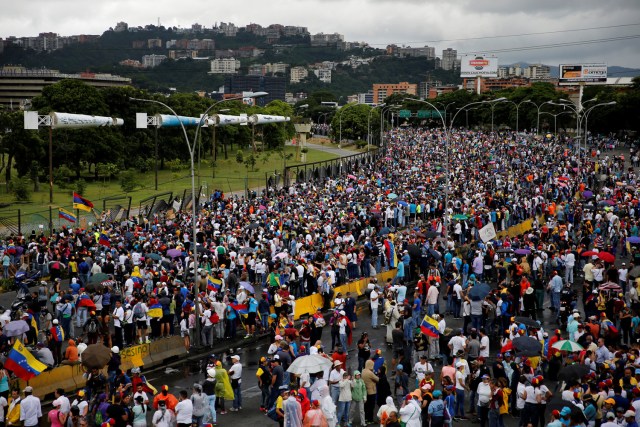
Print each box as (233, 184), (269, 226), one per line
(51, 113), (123, 129)
(460, 55), (499, 78)
(558, 64), (607, 85)
(213, 114), (248, 127)
(248, 114), (290, 125)
(479, 223), (497, 242)
(156, 114), (201, 128)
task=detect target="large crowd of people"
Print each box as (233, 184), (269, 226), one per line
(0, 126), (638, 427)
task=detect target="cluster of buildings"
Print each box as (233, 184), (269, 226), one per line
(0, 32), (98, 53)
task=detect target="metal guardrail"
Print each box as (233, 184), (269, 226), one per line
(283, 150), (382, 187)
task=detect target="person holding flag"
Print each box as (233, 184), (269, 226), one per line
(131, 367), (157, 398)
(72, 192), (93, 212)
(48, 318), (65, 365)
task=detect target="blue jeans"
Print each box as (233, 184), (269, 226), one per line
(471, 314), (482, 331)
(337, 401), (351, 424)
(550, 291), (561, 311)
(330, 385), (340, 404)
(340, 333), (348, 354)
(232, 383), (242, 409)
(428, 304), (437, 316)
(455, 389), (465, 417)
(372, 308), (378, 327)
(206, 394), (216, 423)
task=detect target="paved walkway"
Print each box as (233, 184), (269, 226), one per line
(287, 141), (360, 158)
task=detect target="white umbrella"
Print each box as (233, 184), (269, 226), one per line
(286, 354), (333, 375)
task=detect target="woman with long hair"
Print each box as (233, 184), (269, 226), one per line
(132, 395), (147, 427)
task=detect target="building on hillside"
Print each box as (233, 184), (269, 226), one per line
(387, 45), (436, 59)
(313, 68), (332, 83)
(209, 58), (241, 74)
(0, 66), (130, 110)
(168, 50), (197, 60)
(223, 75), (285, 105)
(132, 40), (146, 49)
(142, 54), (167, 68)
(310, 33), (344, 46)
(523, 64), (551, 80)
(114, 22), (128, 32)
(217, 22), (238, 37)
(441, 48), (457, 71)
(372, 82), (418, 104)
(290, 66), (308, 83)
(147, 38), (162, 49)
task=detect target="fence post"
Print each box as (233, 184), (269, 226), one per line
(126, 196), (132, 220)
(17, 209), (21, 235)
(48, 206), (52, 234)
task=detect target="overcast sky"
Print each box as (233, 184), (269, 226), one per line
(3, 0), (640, 68)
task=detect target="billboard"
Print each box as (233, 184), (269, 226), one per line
(558, 63), (607, 85)
(460, 55), (498, 77)
(50, 113), (124, 129)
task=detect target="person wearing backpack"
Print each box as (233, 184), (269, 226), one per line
(83, 311), (102, 344)
(132, 298), (149, 345)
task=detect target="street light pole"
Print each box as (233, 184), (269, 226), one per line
(338, 103), (358, 148)
(368, 103), (385, 151)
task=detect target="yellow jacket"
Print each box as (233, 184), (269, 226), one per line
(7, 397), (21, 426)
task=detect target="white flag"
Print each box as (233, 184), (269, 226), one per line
(479, 223), (497, 243)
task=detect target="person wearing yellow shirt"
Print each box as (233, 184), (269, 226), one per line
(6, 389), (21, 427)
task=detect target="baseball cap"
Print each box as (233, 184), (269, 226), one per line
(333, 360), (342, 366)
(231, 355), (240, 361)
(23, 386), (33, 393)
(397, 364), (404, 370)
(605, 398), (616, 405)
(625, 411), (636, 418)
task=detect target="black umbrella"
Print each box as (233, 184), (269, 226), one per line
(424, 231), (440, 238)
(514, 316), (540, 329)
(468, 283), (491, 299)
(557, 364), (591, 382)
(497, 248), (514, 254)
(378, 227), (391, 237)
(512, 336), (542, 357)
(429, 248), (442, 260)
(407, 244), (421, 260)
(248, 222), (260, 230)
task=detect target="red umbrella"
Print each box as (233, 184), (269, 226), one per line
(581, 251), (598, 257)
(597, 251), (615, 263)
(500, 341), (513, 353)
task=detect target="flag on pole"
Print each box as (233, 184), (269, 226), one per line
(58, 208), (77, 223)
(207, 275), (221, 292)
(420, 314), (440, 338)
(147, 304), (163, 318)
(4, 339), (47, 381)
(73, 192), (94, 212)
(229, 303), (248, 315)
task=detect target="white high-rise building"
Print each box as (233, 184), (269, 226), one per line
(441, 48), (457, 71)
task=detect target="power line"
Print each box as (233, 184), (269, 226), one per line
(371, 22), (640, 46)
(459, 34), (640, 55)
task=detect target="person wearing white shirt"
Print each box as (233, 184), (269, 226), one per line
(112, 300), (125, 349)
(174, 390), (193, 427)
(370, 287), (380, 328)
(479, 330), (490, 358)
(52, 389), (70, 415)
(563, 250), (576, 284)
(19, 387), (41, 427)
(229, 355), (243, 411)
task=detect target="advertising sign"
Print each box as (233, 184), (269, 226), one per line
(213, 114), (248, 127)
(156, 114), (200, 128)
(248, 115), (290, 125)
(50, 113), (124, 129)
(558, 63), (607, 85)
(460, 55), (499, 78)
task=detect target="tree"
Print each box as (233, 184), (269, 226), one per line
(119, 170), (138, 193)
(329, 104), (372, 142)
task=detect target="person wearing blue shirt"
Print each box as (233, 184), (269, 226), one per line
(401, 251), (411, 281)
(226, 304), (237, 339)
(428, 390), (445, 427)
(547, 271), (563, 313)
(393, 262), (405, 288)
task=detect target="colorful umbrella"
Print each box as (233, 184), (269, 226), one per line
(581, 251), (598, 257)
(552, 340), (584, 352)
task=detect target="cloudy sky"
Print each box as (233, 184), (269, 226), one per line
(3, 0), (640, 68)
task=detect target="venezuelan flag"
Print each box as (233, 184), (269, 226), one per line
(98, 233), (111, 247)
(73, 192), (94, 212)
(147, 303), (163, 318)
(420, 314), (440, 338)
(207, 275), (221, 292)
(133, 375), (157, 394)
(50, 325), (65, 342)
(4, 340), (47, 380)
(230, 303), (248, 315)
(386, 239), (396, 268)
(58, 208), (77, 223)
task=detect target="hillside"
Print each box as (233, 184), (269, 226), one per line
(0, 26), (459, 97)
